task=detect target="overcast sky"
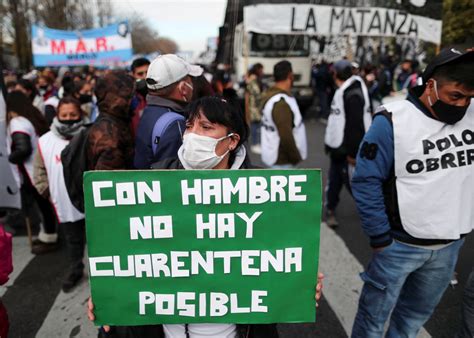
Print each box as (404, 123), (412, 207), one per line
(111, 0), (227, 55)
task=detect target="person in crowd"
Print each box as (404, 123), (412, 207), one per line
(33, 97), (89, 292)
(260, 60), (307, 169)
(393, 59), (418, 92)
(363, 65), (382, 109)
(130, 57), (151, 136)
(76, 80), (95, 118)
(88, 96), (324, 338)
(312, 59), (333, 121)
(87, 71), (135, 171)
(37, 74), (57, 101)
(6, 91), (58, 254)
(324, 60), (372, 228)
(5, 80), (17, 93)
(212, 64), (233, 95)
(15, 79), (45, 114)
(351, 49), (474, 337)
(131, 57), (150, 81)
(44, 76), (81, 125)
(134, 54), (203, 169)
(377, 56), (394, 100)
(245, 63), (264, 154)
(192, 74), (215, 100)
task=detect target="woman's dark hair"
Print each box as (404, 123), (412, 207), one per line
(192, 75), (215, 100)
(17, 79), (38, 101)
(57, 96), (83, 116)
(187, 96), (249, 155)
(7, 91), (49, 136)
(62, 75), (78, 97)
(248, 63), (263, 76)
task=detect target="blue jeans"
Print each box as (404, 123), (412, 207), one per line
(352, 239), (465, 338)
(457, 267), (474, 338)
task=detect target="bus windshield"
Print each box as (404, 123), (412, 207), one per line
(248, 33), (309, 57)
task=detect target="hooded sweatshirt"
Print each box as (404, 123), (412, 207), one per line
(87, 71), (135, 170)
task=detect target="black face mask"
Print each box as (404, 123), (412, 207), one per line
(58, 118), (82, 125)
(428, 80), (469, 125)
(79, 94), (93, 104)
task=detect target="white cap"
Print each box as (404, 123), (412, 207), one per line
(146, 54), (203, 90)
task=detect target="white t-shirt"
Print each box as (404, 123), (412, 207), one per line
(163, 323), (237, 338)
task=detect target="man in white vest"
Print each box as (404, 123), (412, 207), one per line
(351, 49), (474, 337)
(324, 60), (372, 227)
(260, 60), (307, 168)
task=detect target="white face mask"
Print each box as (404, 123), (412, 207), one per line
(181, 132), (233, 169)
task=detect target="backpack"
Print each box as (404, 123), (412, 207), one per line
(151, 111), (184, 156)
(61, 123), (93, 213)
(0, 223), (13, 286)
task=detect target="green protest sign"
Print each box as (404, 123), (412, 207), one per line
(84, 169), (321, 326)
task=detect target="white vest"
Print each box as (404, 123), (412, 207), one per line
(7, 116), (38, 187)
(38, 131), (84, 223)
(325, 75), (372, 148)
(386, 99), (473, 239)
(261, 93), (307, 167)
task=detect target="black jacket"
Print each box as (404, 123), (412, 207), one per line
(8, 133), (32, 165)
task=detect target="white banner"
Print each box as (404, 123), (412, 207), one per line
(244, 4), (442, 44)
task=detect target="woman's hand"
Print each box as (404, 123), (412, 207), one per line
(315, 272), (324, 307)
(87, 297), (110, 332)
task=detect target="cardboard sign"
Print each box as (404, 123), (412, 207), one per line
(85, 169), (321, 326)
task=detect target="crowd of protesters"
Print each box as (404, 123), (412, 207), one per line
(0, 47), (473, 338)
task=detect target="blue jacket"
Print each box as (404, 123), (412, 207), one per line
(134, 95), (186, 169)
(351, 87), (464, 247)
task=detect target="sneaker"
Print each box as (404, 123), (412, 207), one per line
(31, 241), (58, 255)
(62, 271), (83, 293)
(250, 144), (262, 154)
(326, 210), (339, 228)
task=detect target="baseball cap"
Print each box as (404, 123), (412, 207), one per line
(422, 48), (474, 83)
(146, 54), (203, 90)
(333, 59), (353, 79)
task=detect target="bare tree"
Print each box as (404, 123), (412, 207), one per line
(97, 0), (113, 27)
(8, 0), (30, 69)
(127, 12), (179, 54)
(4, 0), (179, 69)
(155, 37), (179, 55)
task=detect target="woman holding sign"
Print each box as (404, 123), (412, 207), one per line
(88, 97), (323, 337)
